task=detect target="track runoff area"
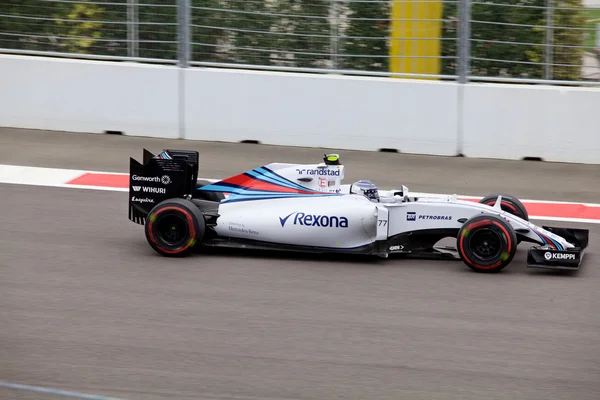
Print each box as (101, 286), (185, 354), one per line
(0, 164), (598, 225)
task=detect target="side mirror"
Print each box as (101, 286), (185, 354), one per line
(401, 185), (409, 197)
(392, 185), (410, 201)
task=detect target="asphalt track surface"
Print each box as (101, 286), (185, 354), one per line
(1, 128), (600, 400)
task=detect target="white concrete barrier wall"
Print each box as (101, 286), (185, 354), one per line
(462, 83), (600, 164)
(1, 55), (599, 163)
(184, 68), (459, 156)
(0, 54), (180, 138)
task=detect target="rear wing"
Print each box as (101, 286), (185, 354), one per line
(128, 148), (199, 225)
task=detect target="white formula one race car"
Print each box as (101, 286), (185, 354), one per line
(128, 149), (589, 273)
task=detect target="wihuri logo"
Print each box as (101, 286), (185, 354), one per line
(279, 211), (349, 228)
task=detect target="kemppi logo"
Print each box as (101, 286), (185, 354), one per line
(544, 251), (575, 260)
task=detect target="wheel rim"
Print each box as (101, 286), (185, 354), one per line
(468, 228), (503, 261)
(155, 213), (189, 247)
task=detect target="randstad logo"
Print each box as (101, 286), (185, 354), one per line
(279, 211), (349, 228)
(296, 168), (340, 176)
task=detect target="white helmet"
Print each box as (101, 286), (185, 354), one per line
(350, 180), (379, 202)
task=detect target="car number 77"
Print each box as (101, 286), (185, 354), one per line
(378, 220), (387, 227)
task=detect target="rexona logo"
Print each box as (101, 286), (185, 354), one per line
(279, 211), (349, 228)
(131, 175), (172, 185)
(296, 168), (340, 176)
(544, 252), (576, 260)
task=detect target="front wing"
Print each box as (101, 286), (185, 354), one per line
(526, 226), (589, 270)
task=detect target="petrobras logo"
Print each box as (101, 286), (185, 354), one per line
(544, 251), (575, 260)
(296, 168), (340, 176)
(131, 196), (154, 204)
(418, 215), (452, 221)
(279, 211), (349, 228)
(131, 174), (172, 185)
(407, 212), (451, 221)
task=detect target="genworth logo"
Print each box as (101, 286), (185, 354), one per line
(131, 175), (172, 185)
(161, 175), (172, 185)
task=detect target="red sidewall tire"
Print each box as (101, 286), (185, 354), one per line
(144, 198), (206, 257)
(457, 214), (518, 273)
(479, 193), (529, 221)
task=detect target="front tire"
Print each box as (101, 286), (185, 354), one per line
(144, 198), (206, 257)
(457, 214), (518, 273)
(479, 193), (529, 221)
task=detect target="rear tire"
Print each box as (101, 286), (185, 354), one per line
(457, 214), (517, 273)
(144, 198), (206, 257)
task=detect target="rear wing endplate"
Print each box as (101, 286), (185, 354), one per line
(128, 148), (199, 225)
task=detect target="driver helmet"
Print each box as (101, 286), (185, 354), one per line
(350, 180), (380, 202)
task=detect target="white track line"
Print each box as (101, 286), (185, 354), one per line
(0, 381), (127, 400)
(525, 216), (600, 224)
(0, 164), (84, 186)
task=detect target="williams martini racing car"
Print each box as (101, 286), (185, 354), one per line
(128, 149), (589, 273)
